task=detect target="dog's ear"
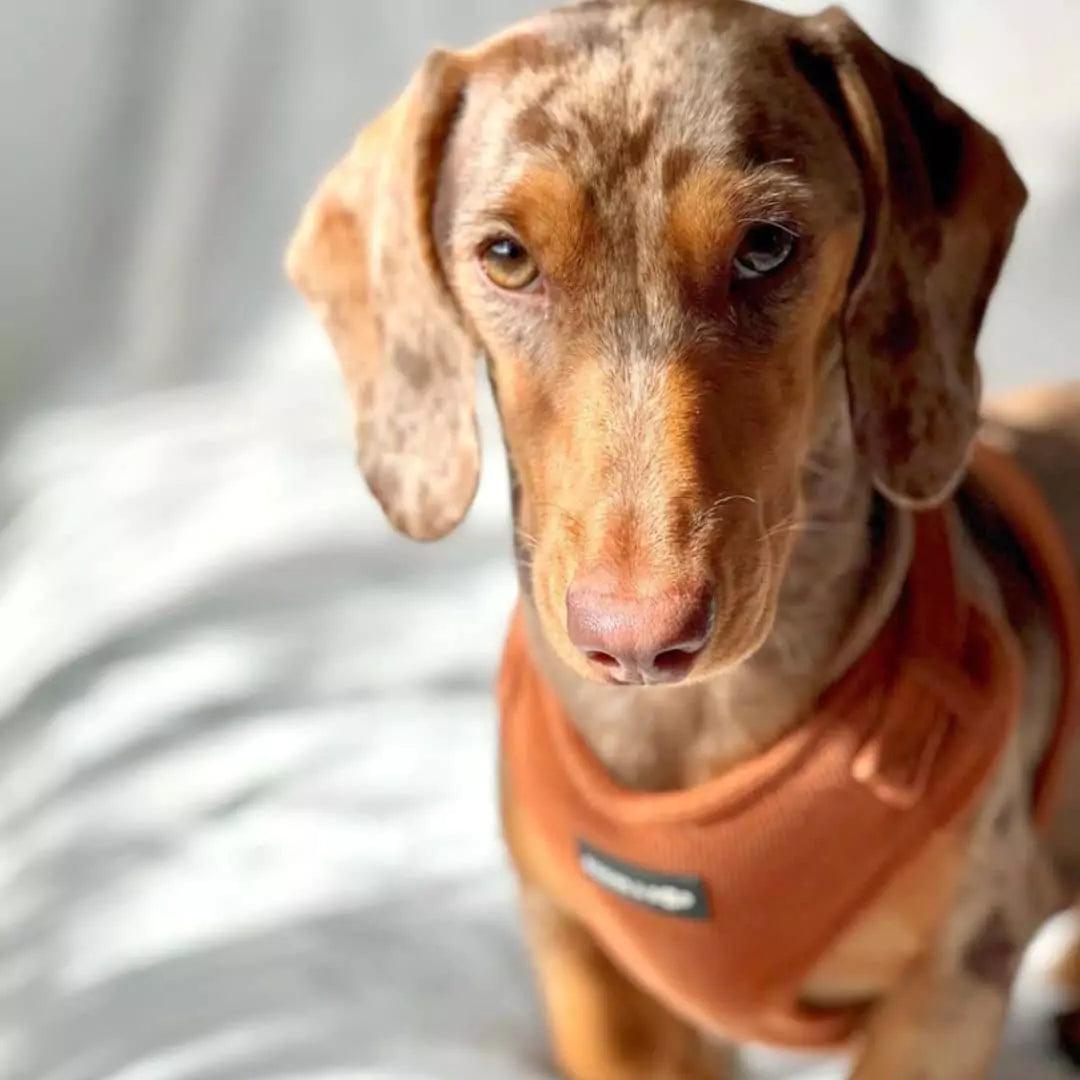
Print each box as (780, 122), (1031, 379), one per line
(793, 9), (1027, 508)
(287, 51), (478, 540)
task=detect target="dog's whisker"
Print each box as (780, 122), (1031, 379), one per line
(760, 518), (815, 543)
(714, 493), (759, 509)
(800, 455), (836, 481)
(533, 501), (586, 532)
(515, 529), (540, 551)
(760, 517), (865, 544)
(695, 492), (760, 532)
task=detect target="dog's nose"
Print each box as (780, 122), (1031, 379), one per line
(565, 575), (715, 685)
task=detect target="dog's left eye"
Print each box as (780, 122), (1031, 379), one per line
(732, 224), (797, 282)
(480, 236), (540, 291)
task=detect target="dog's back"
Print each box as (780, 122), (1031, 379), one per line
(982, 384), (1080, 886)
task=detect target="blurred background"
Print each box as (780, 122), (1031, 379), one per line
(2, 2), (1078, 1078)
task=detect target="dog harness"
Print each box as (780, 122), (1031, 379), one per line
(498, 443), (1080, 1050)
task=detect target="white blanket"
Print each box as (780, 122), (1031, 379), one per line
(3, 312), (1075, 1079)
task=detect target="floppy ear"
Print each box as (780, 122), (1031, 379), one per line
(286, 51), (479, 540)
(794, 9), (1027, 508)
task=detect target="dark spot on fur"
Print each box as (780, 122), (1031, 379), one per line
(578, 20), (621, 53)
(739, 105), (773, 166)
(628, 3), (650, 30)
(393, 343), (433, 392)
(662, 146), (696, 193)
(585, 103), (665, 198)
(734, 93), (812, 169)
(880, 403), (917, 464)
(609, 202), (641, 307)
(870, 266), (921, 358)
(534, 79), (562, 110)
(962, 909), (1019, 989)
(514, 115), (582, 159)
(622, 111), (658, 173)
(578, 110), (608, 154)
(992, 800), (1016, 837)
(514, 102), (558, 148)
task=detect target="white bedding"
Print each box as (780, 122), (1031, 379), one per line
(3, 311), (1076, 1080)
(4, 2), (1079, 1077)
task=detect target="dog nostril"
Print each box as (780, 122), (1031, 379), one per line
(652, 648), (697, 675)
(566, 575), (714, 685)
(586, 650), (620, 670)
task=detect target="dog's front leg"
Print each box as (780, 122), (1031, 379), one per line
(849, 948), (1012, 1080)
(520, 884), (731, 1080)
(852, 771), (1061, 1080)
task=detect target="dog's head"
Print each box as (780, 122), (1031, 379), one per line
(288, 0), (1025, 686)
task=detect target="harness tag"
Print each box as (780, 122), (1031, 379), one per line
(577, 840), (710, 920)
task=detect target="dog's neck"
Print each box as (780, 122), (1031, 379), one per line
(527, 393), (915, 792)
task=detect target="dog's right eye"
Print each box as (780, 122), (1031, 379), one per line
(480, 236), (540, 291)
(732, 223), (798, 282)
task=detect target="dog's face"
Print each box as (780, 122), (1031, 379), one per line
(289, 0), (1025, 685)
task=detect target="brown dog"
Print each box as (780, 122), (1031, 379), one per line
(287, 2), (1080, 1075)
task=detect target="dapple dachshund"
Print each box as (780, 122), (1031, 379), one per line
(287, 2), (1080, 1076)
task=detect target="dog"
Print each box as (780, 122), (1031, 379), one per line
(287, 2), (1080, 1076)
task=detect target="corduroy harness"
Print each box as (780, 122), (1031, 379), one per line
(498, 444), (1080, 1050)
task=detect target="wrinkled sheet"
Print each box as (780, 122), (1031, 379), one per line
(3, 313), (1076, 1080)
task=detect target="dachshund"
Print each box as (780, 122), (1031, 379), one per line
(288, 2), (1080, 1075)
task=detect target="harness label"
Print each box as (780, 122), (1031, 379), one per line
(577, 840), (710, 920)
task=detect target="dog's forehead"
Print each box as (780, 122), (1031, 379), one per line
(457, 0), (843, 201)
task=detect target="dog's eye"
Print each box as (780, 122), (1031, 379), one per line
(480, 236), (540, 291)
(732, 224), (797, 282)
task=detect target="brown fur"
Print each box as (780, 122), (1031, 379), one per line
(288, 2), (1079, 1076)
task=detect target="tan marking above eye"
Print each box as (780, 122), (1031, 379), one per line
(480, 236), (541, 291)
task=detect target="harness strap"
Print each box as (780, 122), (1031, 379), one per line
(971, 442), (1080, 825)
(852, 511), (976, 808)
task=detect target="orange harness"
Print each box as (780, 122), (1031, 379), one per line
(498, 444), (1080, 1050)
